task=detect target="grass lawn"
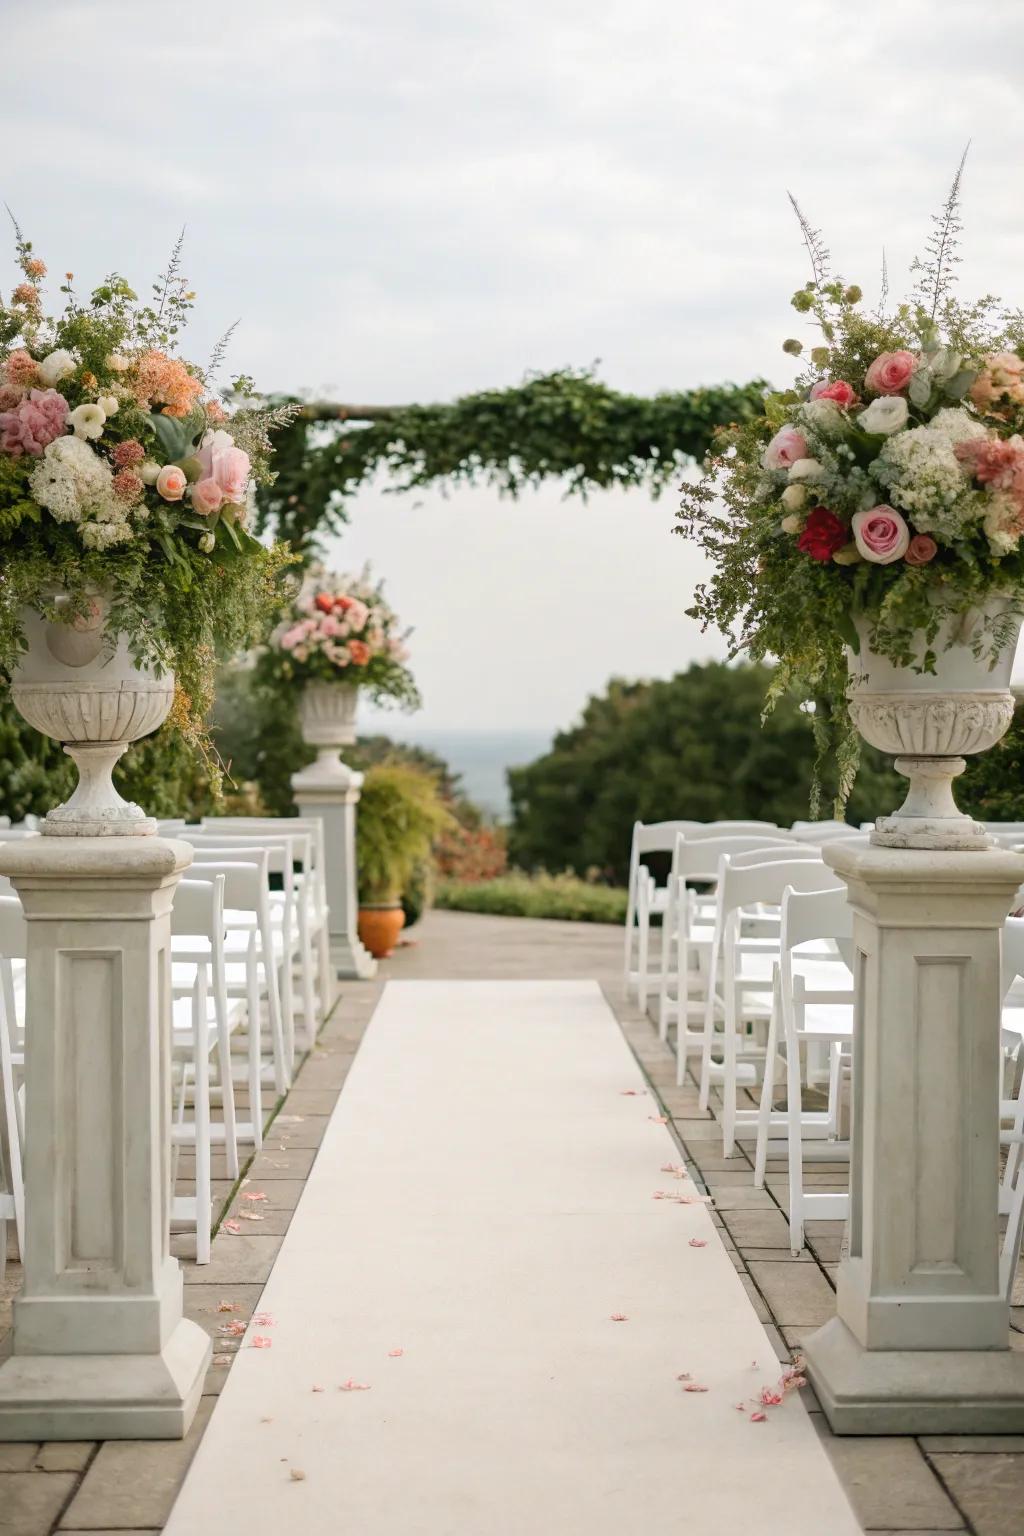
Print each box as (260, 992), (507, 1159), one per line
(435, 871), (627, 924)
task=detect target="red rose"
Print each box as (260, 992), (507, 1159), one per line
(314, 594), (333, 612)
(797, 506), (847, 563)
(809, 379), (857, 409)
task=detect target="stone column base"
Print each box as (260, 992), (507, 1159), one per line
(0, 1316), (210, 1441)
(333, 933), (377, 980)
(805, 1316), (1024, 1435)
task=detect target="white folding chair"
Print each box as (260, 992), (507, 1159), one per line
(697, 855), (845, 1154)
(753, 884), (854, 1252)
(0, 896), (26, 1264)
(168, 879), (223, 1265)
(657, 832), (795, 1052)
(624, 821), (703, 1007)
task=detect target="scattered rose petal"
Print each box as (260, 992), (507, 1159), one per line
(312, 1385), (324, 1393)
(253, 1313), (276, 1327)
(610, 1313), (628, 1322)
(780, 1371), (807, 1394)
(660, 1163), (685, 1176)
(238, 1210), (265, 1222)
(388, 1348), (404, 1358)
(689, 1238), (708, 1248)
(212, 1353), (233, 1367)
(339, 1379), (371, 1392)
(620, 1089), (641, 1096)
(733, 1402), (746, 1411)
(750, 1411), (767, 1422)
(218, 1320), (246, 1337)
(242, 1191), (268, 1202)
(251, 1335), (273, 1349)
(648, 1115), (668, 1124)
(223, 1219), (241, 1234)
(217, 1300), (239, 1313)
(760, 1387), (783, 1407)
(683, 1383), (709, 1393)
(289, 1468), (306, 1482)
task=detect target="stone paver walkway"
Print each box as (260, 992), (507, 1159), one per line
(2, 909), (1024, 1532)
(164, 978), (859, 1535)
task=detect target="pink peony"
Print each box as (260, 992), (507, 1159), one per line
(851, 505), (910, 564)
(196, 428), (250, 504)
(970, 352), (1024, 414)
(191, 477), (224, 516)
(0, 388), (69, 456)
(0, 384), (23, 412)
(3, 349), (39, 388)
(863, 350), (916, 396)
(156, 464), (187, 501)
(809, 379), (856, 408)
(956, 433), (1024, 498)
(904, 534), (938, 566)
(345, 598), (370, 632)
(762, 425), (807, 471)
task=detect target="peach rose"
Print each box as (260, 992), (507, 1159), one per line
(762, 425), (807, 471)
(196, 428), (251, 504)
(851, 505), (910, 564)
(190, 477), (224, 516)
(904, 534), (937, 566)
(348, 639), (371, 665)
(809, 379), (856, 408)
(156, 464), (187, 502)
(863, 351), (916, 396)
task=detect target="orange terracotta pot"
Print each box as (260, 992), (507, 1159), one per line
(358, 904), (406, 959)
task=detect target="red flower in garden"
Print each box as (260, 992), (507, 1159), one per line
(797, 506), (847, 563)
(348, 639), (371, 665)
(315, 593), (333, 612)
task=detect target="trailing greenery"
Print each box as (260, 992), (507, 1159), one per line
(256, 368), (767, 557)
(508, 662), (900, 885)
(436, 871), (627, 924)
(356, 762), (453, 904)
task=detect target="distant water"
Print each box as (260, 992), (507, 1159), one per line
(383, 728), (552, 821)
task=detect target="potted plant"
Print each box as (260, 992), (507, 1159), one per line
(356, 762), (451, 957)
(680, 158), (1024, 849)
(267, 567), (420, 776)
(0, 223), (291, 832)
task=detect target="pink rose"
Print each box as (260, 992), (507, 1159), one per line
(191, 476), (224, 516)
(863, 351), (916, 396)
(904, 534), (937, 566)
(196, 428), (251, 504)
(156, 464), (187, 502)
(345, 598), (370, 632)
(0, 388), (69, 456)
(810, 379), (856, 408)
(851, 505), (910, 564)
(762, 426), (807, 471)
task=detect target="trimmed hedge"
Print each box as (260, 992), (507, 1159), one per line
(435, 872), (627, 925)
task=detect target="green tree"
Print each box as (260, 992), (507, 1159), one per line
(958, 705), (1024, 822)
(507, 662), (902, 884)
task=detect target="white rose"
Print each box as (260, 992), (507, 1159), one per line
(38, 349), (77, 387)
(781, 484), (808, 512)
(859, 396), (909, 436)
(788, 457), (826, 483)
(98, 394), (119, 416)
(105, 353), (129, 372)
(780, 513), (802, 534)
(68, 403), (106, 440)
(139, 460), (161, 485)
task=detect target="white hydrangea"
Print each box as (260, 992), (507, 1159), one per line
(872, 418), (978, 539)
(29, 436), (114, 524)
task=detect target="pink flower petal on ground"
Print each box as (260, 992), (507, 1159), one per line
(750, 1411), (767, 1422)
(683, 1383), (709, 1393)
(212, 1353), (234, 1367)
(733, 1402), (747, 1411)
(223, 1219), (241, 1233)
(339, 1379), (371, 1391)
(648, 1115), (668, 1124)
(660, 1163), (685, 1176)
(218, 1320), (246, 1337)
(312, 1385), (325, 1393)
(251, 1335), (273, 1349)
(217, 1300), (239, 1313)
(388, 1348), (405, 1357)
(238, 1211), (265, 1222)
(253, 1313), (276, 1327)
(620, 1089), (641, 1096)
(610, 1313), (628, 1322)
(242, 1191), (268, 1202)
(689, 1238), (708, 1248)
(760, 1387), (783, 1407)
(780, 1370), (807, 1394)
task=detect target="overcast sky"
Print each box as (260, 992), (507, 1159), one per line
(4, 0), (1024, 730)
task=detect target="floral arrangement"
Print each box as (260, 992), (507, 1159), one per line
(270, 567), (420, 708)
(0, 221), (294, 774)
(679, 158), (1024, 803)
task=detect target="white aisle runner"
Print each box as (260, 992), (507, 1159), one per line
(166, 981), (860, 1535)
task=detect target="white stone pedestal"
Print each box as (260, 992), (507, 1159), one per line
(803, 841), (1024, 1434)
(292, 754), (376, 980)
(0, 837), (211, 1440)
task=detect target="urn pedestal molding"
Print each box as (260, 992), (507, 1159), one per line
(803, 840), (1024, 1433)
(292, 682), (376, 980)
(0, 837), (210, 1440)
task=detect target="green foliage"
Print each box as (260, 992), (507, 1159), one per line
(256, 368), (767, 557)
(507, 662), (900, 884)
(959, 706), (1024, 822)
(356, 762), (453, 904)
(436, 872), (628, 925)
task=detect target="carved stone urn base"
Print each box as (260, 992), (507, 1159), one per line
(871, 755), (988, 851)
(42, 743), (157, 838)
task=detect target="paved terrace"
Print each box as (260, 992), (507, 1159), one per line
(1, 909), (1022, 1535)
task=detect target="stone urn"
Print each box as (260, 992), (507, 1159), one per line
(847, 600), (1022, 850)
(9, 598), (174, 836)
(298, 681), (359, 776)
